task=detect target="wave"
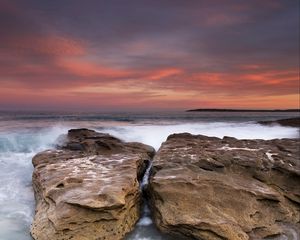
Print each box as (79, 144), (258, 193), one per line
(0, 126), (69, 240)
(98, 122), (299, 150)
(0, 121), (298, 240)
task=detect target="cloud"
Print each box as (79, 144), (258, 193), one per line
(0, 0), (298, 110)
(7, 36), (85, 56)
(57, 59), (131, 78)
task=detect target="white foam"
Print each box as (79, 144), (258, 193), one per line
(137, 216), (153, 226)
(99, 122), (299, 150)
(0, 120), (298, 240)
(0, 126), (69, 240)
(141, 162), (152, 188)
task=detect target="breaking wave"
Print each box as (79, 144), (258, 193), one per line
(0, 118), (298, 240)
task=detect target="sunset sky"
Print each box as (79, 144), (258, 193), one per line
(0, 0), (299, 111)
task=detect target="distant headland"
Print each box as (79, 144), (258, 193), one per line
(186, 108), (300, 112)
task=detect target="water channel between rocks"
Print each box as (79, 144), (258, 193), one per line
(0, 111), (299, 240)
(125, 160), (180, 240)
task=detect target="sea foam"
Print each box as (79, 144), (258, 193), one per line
(0, 121), (298, 240)
(0, 126), (68, 240)
(99, 122), (299, 150)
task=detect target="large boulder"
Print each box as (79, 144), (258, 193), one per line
(31, 129), (155, 240)
(148, 133), (300, 240)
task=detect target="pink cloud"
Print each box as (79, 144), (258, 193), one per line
(57, 59), (131, 78)
(147, 68), (183, 80)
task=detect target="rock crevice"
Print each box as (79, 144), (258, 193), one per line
(31, 129), (155, 240)
(31, 129), (300, 240)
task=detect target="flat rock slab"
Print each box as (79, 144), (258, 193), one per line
(31, 129), (155, 240)
(148, 133), (300, 240)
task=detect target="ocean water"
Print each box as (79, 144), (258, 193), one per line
(0, 111), (299, 240)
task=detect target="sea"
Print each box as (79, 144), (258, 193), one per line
(0, 110), (299, 240)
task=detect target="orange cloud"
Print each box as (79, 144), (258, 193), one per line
(242, 69), (297, 83)
(186, 68), (298, 96)
(1, 79), (299, 111)
(147, 68), (183, 80)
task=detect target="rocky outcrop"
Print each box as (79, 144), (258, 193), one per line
(31, 129), (155, 240)
(148, 133), (300, 240)
(258, 117), (300, 128)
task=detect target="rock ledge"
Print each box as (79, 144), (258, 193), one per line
(148, 133), (300, 240)
(31, 129), (155, 240)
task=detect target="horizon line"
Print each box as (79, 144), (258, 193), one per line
(0, 108), (299, 114)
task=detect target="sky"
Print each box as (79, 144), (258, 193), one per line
(0, 0), (299, 111)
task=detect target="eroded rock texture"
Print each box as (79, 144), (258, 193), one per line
(31, 129), (155, 240)
(148, 133), (300, 240)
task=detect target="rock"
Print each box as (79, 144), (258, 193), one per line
(258, 117), (300, 128)
(31, 129), (155, 240)
(148, 133), (300, 240)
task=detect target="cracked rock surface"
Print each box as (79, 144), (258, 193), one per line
(30, 129), (155, 240)
(148, 133), (300, 240)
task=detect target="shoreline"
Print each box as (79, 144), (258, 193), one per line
(186, 108), (300, 112)
(30, 129), (300, 240)
(0, 115), (299, 240)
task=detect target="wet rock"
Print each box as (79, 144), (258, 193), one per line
(148, 133), (300, 240)
(31, 129), (155, 240)
(258, 117), (300, 128)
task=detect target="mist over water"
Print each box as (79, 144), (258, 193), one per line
(0, 111), (298, 240)
(0, 126), (69, 240)
(99, 122), (298, 150)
